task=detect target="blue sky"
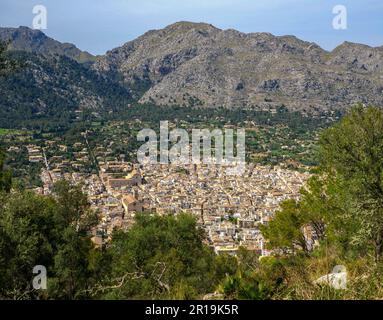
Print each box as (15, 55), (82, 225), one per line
(1, 0), (382, 55)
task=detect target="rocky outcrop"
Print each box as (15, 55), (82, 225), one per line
(94, 21), (383, 112)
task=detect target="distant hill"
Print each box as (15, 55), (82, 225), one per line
(0, 26), (95, 64)
(0, 27), (131, 129)
(94, 21), (383, 112)
(1, 22), (383, 129)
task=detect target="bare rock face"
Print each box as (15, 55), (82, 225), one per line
(94, 21), (383, 112)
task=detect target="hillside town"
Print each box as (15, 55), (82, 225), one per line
(24, 138), (310, 256)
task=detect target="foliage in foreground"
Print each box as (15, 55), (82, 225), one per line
(254, 105), (383, 299)
(0, 164), (238, 299)
(2, 106), (383, 300)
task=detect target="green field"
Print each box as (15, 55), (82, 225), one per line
(0, 128), (25, 136)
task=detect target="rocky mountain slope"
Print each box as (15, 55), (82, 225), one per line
(94, 21), (383, 112)
(0, 26), (95, 64)
(0, 22), (382, 126)
(0, 27), (131, 128)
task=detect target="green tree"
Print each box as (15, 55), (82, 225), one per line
(98, 213), (225, 299)
(260, 199), (309, 254)
(0, 191), (59, 299)
(0, 178), (100, 299)
(319, 105), (383, 261)
(0, 40), (21, 76)
(0, 149), (12, 193)
(47, 180), (99, 299)
(48, 227), (96, 299)
(52, 180), (98, 233)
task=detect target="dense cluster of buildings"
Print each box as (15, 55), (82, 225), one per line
(33, 137), (309, 256)
(138, 163), (309, 255)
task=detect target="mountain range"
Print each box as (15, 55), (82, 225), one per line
(1, 21), (383, 126)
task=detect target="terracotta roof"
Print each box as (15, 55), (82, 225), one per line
(122, 195), (136, 205)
